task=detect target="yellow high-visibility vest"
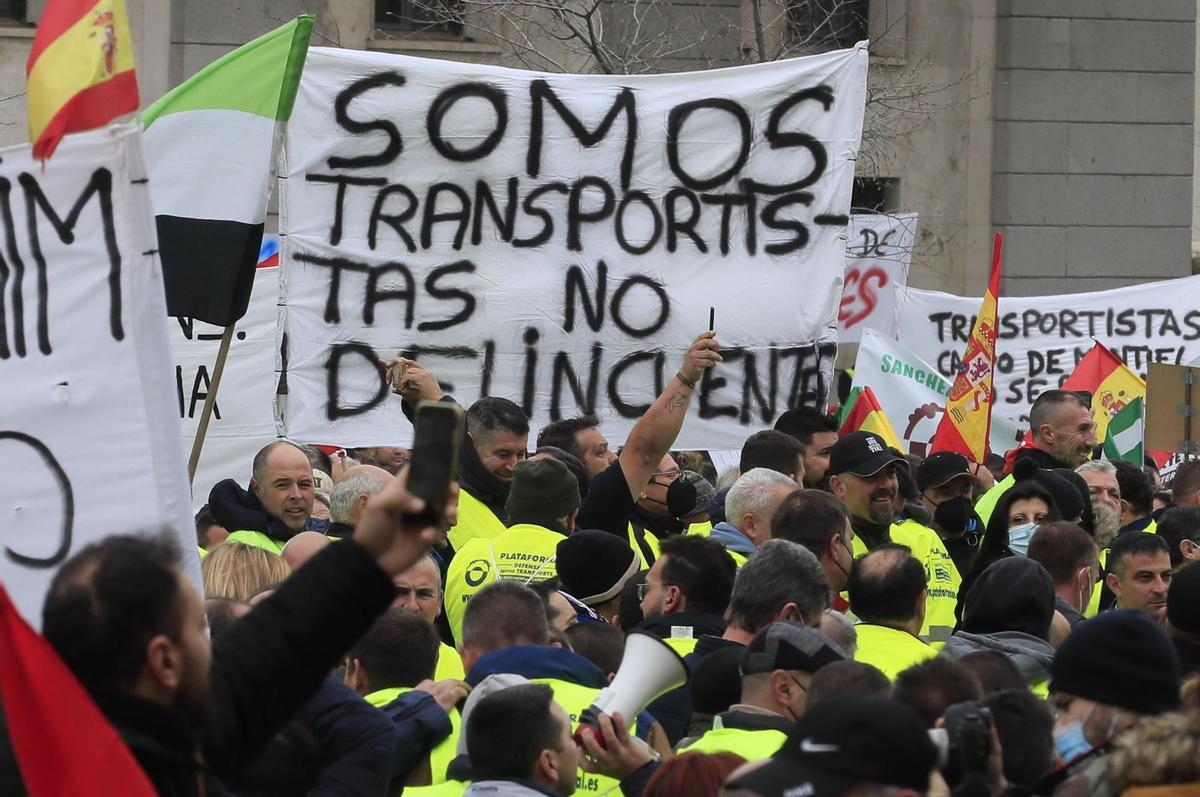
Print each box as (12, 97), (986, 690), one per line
(678, 724), (787, 760)
(445, 524), (562, 644)
(851, 520), (960, 648)
(853, 623), (937, 681)
(364, 686), (460, 786)
(224, 529), (284, 554)
(435, 642), (466, 682)
(447, 489), (507, 552)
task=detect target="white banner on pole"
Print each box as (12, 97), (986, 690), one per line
(896, 276), (1200, 434)
(171, 265), (281, 509)
(837, 213), (916, 343)
(0, 125), (196, 625)
(851, 329), (1022, 458)
(279, 45), (868, 449)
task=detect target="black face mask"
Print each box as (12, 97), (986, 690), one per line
(934, 495), (982, 544)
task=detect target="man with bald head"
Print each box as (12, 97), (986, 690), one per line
(328, 465), (392, 537)
(393, 553), (466, 681)
(212, 441), (318, 553)
(976, 390), (1099, 523)
(281, 531), (332, 570)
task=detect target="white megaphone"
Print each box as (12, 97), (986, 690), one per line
(574, 631), (688, 747)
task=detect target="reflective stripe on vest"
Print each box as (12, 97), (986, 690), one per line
(364, 687), (460, 785)
(447, 489), (507, 552)
(853, 623), (938, 681)
(1086, 547), (1108, 619)
(627, 522), (662, 569)
(678, 726), (787, 759)
(435, 642), (466, 682)
(530, 677), (630, 796)
(445, 524), (563, 644)
(225, 530), (284, 554)
(851, 520), (961, 648)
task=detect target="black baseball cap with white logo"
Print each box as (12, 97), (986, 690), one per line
(827, 431), (909, 478)
(724, 695), (937, 797)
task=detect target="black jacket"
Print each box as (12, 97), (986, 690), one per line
(638, 613), (728, 744)
(0, 539), (397, 797)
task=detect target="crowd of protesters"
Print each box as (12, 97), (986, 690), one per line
(3, 328), (1200, 797)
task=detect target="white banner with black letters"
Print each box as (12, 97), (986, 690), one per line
(280, 45), (868, 449)
(0, 125), (196, 625)
(897, 275), (1200, 433)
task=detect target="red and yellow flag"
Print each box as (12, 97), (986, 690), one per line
(1061, 341), (1146, 443)
(931, 233), (1003, 462)
(839, 386), (903, 452)
(26, 0), (139, 160)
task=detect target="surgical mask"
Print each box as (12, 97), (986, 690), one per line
(933, 496), (982, 543)
(1007, 522), (1038, 556)
(1053, 721), (1092, 764)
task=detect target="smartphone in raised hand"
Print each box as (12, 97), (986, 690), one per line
(404, 401), (464, 528)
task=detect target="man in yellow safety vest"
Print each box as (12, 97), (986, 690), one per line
(345, 608), (469, 789)
(679, 621), (847, 759)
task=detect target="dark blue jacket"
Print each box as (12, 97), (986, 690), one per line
(375, 689), (454, 783)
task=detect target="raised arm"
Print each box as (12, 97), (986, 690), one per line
(618, 331), (721, 500)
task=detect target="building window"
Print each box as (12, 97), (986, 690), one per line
(787, 0), (868, 49)
(851, 177), (900, 214)
(0, 0), (26, 21)
(375, 0), (461, 34)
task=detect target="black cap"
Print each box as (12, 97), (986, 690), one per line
(1168, 562), (1200, 635)
(1049, 610), (1180, 715)
(740, 621), (847, 676)
(724, 695), (937, 796)
(556, 530), (640, 605)
(917, 452), (979, 492)
(828, 432), (909, 478)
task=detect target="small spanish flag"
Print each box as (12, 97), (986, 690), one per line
(26, 0), (139, 160)
(1061, 341), (1146, 443)
(931, 233), (1003, 462)
(838, 386), (904, 452)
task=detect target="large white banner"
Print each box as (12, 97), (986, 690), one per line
(0, 125), (197, 624)
(172, 264), (281, 509)
(838, 213), (916, 343)
(851, 330), (1022, 458)
(897, 275), (1200, 432)
(280, 45), (868, 449)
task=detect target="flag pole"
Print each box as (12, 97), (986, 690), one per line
(187, 325), (235, 483)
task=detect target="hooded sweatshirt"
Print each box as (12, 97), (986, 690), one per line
(944, 557), (1057, 689)
(708, 521), (756, 557)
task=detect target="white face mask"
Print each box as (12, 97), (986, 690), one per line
(1007, 522), (1038, 556)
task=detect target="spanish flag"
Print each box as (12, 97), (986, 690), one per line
(1061, 341), (1146, 443)
(931, 233), (1003, 462)
(26, 0), (139, 160)
(839, 386), (904, 451)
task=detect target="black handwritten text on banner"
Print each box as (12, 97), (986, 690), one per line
(281, 46), (868, 448)
(0, 125), (195, 625)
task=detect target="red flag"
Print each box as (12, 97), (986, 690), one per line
(931, 233), (1003, 462)
(0, 582), (156, 796)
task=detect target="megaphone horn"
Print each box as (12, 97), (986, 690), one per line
(574, 631), (688, 747)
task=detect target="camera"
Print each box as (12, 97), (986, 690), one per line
(928, 702), (994, 797)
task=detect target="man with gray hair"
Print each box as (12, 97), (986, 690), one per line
(328, 465), (392, 537)
(726, 540), (830, 640)
(709, 468), (799, 562)
(1077, 460), (1121, 516)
